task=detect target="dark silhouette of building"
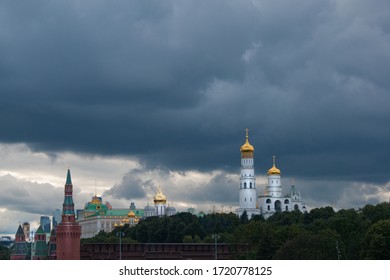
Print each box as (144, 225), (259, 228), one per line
(10, 225), (28, 260)
(48, 228), (57, 259)
(56, 169), (81, 260)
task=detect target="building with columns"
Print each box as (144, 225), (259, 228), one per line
(236, 130), (307, 219)
(77, 186), (176, 238)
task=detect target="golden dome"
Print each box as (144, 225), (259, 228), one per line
(91, 195), (101, 204)
(154, 186), (167, 204)
(267, 156), (281, 175)
(128, 211), (136, 218)
(240, 128), (254, 153)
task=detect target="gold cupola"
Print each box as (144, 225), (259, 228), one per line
(267, 156), (281, 175)
(91, 195), (101, 204)
(240, 128), (254, 153)
(128, 211), (136, 218)
(153, 186), (167, 204)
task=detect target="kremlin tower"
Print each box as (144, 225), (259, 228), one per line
(56, 168), (81, 260)
(10, 225), (28, 260)
(236, 129), (261, 217)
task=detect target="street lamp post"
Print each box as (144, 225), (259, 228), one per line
(114, 223), (125, 260)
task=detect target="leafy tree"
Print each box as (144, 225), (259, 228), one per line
(361, 203), (390, 224)
(309, 206), (335, 220)
(274, 230), (343, 260)
(361, 219), (390, 259)
(233, 221), (282, 259)
(240, 211), (249, 224)
(0, 245), (10, 260)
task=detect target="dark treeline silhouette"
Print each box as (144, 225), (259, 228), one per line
(81, 202), (390, 260)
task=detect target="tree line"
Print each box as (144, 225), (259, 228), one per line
(83, 202), (390, 259)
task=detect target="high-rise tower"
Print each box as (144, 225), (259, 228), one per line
(236, 129), (260, 218)
(56, 168), (81, 260)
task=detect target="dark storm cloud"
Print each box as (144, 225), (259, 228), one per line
(1, 0), (390, 186)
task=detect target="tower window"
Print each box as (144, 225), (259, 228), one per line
(244, 182), (247, 188)
(250, 182), (252, 188)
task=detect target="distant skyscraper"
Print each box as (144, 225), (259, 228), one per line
(40, 216), (51, 233)
(56, 168), (81, 260)
(52, 209), (61, 228)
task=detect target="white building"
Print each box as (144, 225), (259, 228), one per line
(236, 129), (261, 217)
(236, 130), (307, 219)
(258, 156), (307, 219)
(77, 187), (176, 238)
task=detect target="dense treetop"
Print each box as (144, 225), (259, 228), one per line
(82, 203), (390, 259)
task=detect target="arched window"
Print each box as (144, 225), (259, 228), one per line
(294, 204), (299, 211)
(275, 200), (281, 211)
(266, 199), (271, 204)
(244, 182), (247, 189)
(267, 205), (270, 211)
(284, 199), (289, 204)
(285, 206), (288, 211)
(250, 182), (252, 188)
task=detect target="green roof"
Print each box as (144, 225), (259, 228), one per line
(35, 225), (45, 234)
(66, 169), (72, 185)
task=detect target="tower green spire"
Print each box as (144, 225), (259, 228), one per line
(66, 168), (72, 185)
(62, 168), (75, 216)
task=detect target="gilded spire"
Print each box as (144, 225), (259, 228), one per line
(267, 155), (281, 175)
(240, 128), (254, 153)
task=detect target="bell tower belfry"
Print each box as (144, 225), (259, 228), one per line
(236, 129), (260, 218)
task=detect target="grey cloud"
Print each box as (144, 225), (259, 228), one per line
(103, 168), (149, 200)
(0, 0), (389, 188)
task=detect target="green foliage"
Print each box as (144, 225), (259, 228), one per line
(79, 202), (390, 260)
(274, 230), (342, 260)
(0, 245), (11, 260)
(361, 203), (390, 224)
(240, 211), (249, 224)
(361, 219), (390, 259)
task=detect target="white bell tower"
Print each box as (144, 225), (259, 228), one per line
(236, 129), (260, 217)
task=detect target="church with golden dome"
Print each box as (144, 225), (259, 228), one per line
(236, 129), (307, 219)
(77, 187), (176, 238)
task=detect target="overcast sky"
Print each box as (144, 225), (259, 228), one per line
(1, 0), (390, 234)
